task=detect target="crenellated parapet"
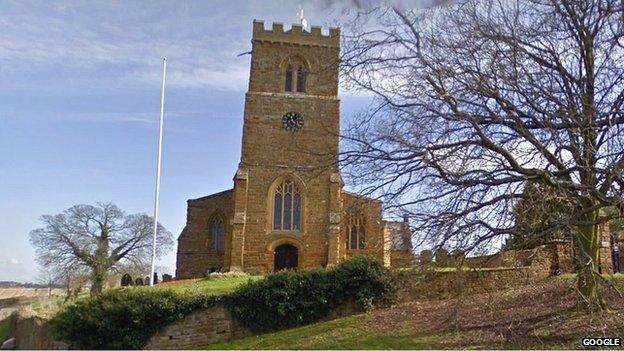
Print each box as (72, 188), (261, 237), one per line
(252, 20), (339, 47)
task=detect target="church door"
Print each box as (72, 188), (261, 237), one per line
(274, 244), (298, 271)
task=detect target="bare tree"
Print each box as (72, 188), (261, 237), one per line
(29, 203), (173, 296)
(340, 0), (624, 308)
(36, 268), (58, 297)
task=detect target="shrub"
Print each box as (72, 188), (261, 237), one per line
(52, 288), (220, 349)
(228, 256), (398, 332)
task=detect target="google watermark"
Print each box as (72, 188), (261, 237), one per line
(581, 338), (621, 348)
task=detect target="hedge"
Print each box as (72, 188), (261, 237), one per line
(52, 289), (221, 349)
(228, 255), (398, 332)
(52, 256), (397, 349)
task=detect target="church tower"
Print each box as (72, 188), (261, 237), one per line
(175, 20), (407, 279)
(228, 20), (342, 272)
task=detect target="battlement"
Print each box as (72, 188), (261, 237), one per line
(252, 20), (339, 48)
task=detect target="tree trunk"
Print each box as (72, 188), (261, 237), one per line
(90, 266), (106, 296)
(90, 230), (110, 296)
(576, 209), (604, 309)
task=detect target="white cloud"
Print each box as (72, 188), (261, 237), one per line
(0, 258), (19, 265)
(0, 2), (255, 91)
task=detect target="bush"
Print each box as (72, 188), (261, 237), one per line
(52, 288), (220, 349)
(228, 256), (398, 332)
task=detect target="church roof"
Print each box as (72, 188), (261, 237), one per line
(188, 189), (233, 203)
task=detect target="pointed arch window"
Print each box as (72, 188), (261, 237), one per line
(273, 179), (302, 231)
(348, 213), (366, 250)
(285, 65), (294, 92)
(209, 216), (225, 253)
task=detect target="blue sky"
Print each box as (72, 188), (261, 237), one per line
(0, 0), (384, 282)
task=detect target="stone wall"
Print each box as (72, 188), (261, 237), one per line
(390, 250), (414, 268)
(8, 310), (67, 350)
(145, 305), (251, 350)
(144, 299), (362, 349)
(398, 267), (538, 301)
(439, 241), (576, 276)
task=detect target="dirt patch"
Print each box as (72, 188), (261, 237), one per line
(367, 279), (624, 348)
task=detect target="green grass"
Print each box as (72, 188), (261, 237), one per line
(150, 275), (263, 295)
(203, 315), (453, 350)
(25, 276), (263, 317)
(0, 317), (11, 342)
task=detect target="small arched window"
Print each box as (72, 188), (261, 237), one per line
(296, 66), (306, 93)
(273, 179), (302, 231)
(285, 65), (293, 92)
(283, 57), (307, 94)
(348, 213), (366, 250)
(209, 216), (225, 253)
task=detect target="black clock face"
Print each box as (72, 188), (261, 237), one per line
(282, 112), (304, 132)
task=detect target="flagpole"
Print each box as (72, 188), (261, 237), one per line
(150, 57), (167, 287)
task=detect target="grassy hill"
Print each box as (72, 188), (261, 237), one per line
(152, 275), (263, 295)
(205, 277), (624, 349)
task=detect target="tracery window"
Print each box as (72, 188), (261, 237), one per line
(209, 216), (225, 253)
(273, 179), (302, 231)
(348, 213), (366, 250)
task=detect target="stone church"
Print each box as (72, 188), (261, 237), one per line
(176, 20), (413, 278)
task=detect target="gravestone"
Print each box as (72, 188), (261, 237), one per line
(435, 248), (449, 266)
(420, 250), (433, 265)
(135, 278), (144, 286)
(1, 337), (16, 350)
(120, 273), (133, 287)
(451, 249), (465, 265)
(162, 274), (173, 282)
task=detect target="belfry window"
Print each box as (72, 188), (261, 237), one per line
(273, 179), (302, 231)
(283, 57), (307, 93)
(296, 66), (306, 92)
(209, 216), (225, 253)
(285, 65), (293, 92)
(348, 213), (366, 250)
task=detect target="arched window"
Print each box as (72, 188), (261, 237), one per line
(285, 65), (293, 92)
(209, 216), (225, 253)
(348, 213), (366, 250)
(283, 56), (307, 94)
(296, 66), (306, 93)
(273, 179), (302, 231)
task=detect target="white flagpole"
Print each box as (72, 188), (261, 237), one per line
(150, 57), (167, 287)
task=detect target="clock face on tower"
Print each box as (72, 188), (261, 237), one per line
(282, 112), (304, 132)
